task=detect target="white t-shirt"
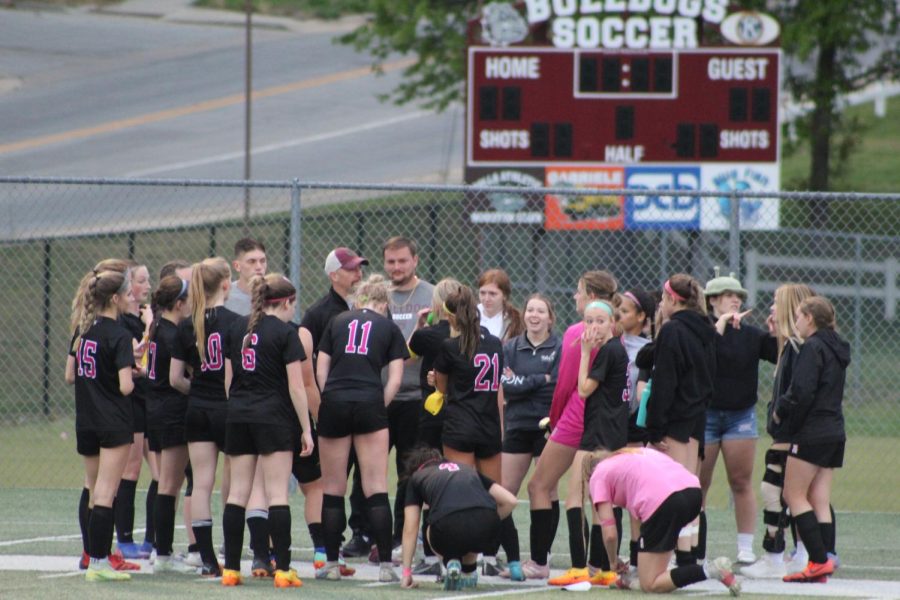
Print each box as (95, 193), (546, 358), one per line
(224, 280), (251, 316)
(478, 303), (504, 339)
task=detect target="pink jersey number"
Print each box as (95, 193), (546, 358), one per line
(344, 319), (373, 355)
(242, 333), (258, 371)
(473, 353), (500, 391)
(77, 339), (98, 379)
(201, 333), (224, 372)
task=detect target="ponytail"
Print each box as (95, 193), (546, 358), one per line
(191, 257), (231, 364)
(666, 273), (706, 315)
(150, 276), (188, 341)
(244, 273), (296, 351)
(445, 286), (481, 359)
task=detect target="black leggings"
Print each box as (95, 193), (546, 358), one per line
(428, 508), (499, 563)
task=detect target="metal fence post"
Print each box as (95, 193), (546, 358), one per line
(729, 190), (741, 277)
(290, 179), (302, 322)
(42, 239), (51, 418)
(853, 234), (863, 404)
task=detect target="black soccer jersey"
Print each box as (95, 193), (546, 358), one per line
(172, 307), (241, 409)
(120, 312), (150, 405)
(73, 316), (135, 433)
(319, 309), (409, 403)
(226, 314), (307, 425)
(147, 317), (187, 429)
(408, 320), (451, 399)
(404, 461), (497, 524)
(433, 330), (504, 445)
(581, 336), (630, 452)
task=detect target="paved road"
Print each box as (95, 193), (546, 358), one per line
(0, 6), (463, 237)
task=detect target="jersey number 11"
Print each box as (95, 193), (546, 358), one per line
(345, 319), (372, 355)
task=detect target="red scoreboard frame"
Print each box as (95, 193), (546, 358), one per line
(466, 46), (781, 169)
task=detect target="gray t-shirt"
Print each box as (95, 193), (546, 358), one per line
(224, 280), (251, 316)
(389, 279), (435, 402)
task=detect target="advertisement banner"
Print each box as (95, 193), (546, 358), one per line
(624, 166), (701, 229)
(465, 168), (545, 225)
(544, 166), (625, 230)
(700, 164), (780, 230)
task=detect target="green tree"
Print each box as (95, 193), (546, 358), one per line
(341, 0), (898, 193)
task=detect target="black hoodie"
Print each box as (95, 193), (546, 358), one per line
(774, 329), (850, 444)
(766, 338), (801, 443)
(646, 310), (717, 443)
(710, 318), (777, 411)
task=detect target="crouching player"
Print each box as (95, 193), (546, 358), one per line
(586, 448), (741, 596)
(399, 447), (517, 591)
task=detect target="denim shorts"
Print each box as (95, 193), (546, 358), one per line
(705, 406), (758, 445)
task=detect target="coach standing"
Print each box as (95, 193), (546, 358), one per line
(382, 237), (435, 551)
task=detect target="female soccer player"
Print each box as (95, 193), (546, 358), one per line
(170, 257), (241, 576)
(221, 274), (314, 588)
(477, 269), (523, 341)
(526, 270), (617, 583)
(497, 294), (561, 581)
(587, 448), (740, 596)
(698, 272), (777, 565)
(314, 274), (408, 583)
(399, 447), (519, 591)
(67, 269), (137, 582)
(145, 275), (195, 574)
(777, 296), (848, 583)
(741, 283), (815, 579)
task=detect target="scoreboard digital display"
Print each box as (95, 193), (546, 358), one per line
(467, 47), (780, 166)
(465, 3), (783, 231)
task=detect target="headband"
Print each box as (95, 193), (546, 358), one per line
(116, 272), (130, 295)
(586, 300), (614, 316)
(264, 293), (295, 305)
(177, 279), (189, 300)
(623, 291), (642, 310)
(664, 279), (687, 303)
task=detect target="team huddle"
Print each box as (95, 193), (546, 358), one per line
(68, 235), (849, 594)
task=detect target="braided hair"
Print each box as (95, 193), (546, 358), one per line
(244, 273), (296, 350)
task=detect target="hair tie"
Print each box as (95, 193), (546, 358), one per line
(356, 294), (369, 305)
(586, 300), (614, 316)
(442, 301), (454, 315)
(264, 293), (295, 305)
(664, 279), (687, 303)
(178, 279), (189, 300)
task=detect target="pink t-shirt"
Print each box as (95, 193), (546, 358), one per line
(589, 448), (700, 522)
(549, 322), (599, 427)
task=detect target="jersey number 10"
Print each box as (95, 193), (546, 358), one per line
(344, 319), (372, 355)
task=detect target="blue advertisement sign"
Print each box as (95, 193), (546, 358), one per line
(624, 166), (701, 230)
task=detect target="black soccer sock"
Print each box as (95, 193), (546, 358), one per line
(422, 509), (434, 557)
(144, 479), (158, 546)
(154, 494), (177, 557)
(269, 505), (292, 572)
(694, 510), (707, 560)
(550, 500), (561, 542)
(246, 510), (269, 559)
(794, 510), (827, 564)
(366, 493), (393, 563)
(589, 524), (610, 570)
(614, 507), (623, 554)
(500, 516), (520, 563)
(829, 504), (837, 554)
(222, 504), (246, 571)
(192, 519), (216, 567)
(322, 494), (346, 562)
(308, 522), (324, 549)
(630, 540), (639, 567)
(820, 521), (835, 556)
(530, 509), (552, 566)
(675, 549), (695, 566)
(78, 487), (90, 554)
(114, 478), (137, 544)
(566, 507), (588, 569)
(88, 505), (115, 560)
(670, 564), (706, 588)
(393, 478), (407, 543)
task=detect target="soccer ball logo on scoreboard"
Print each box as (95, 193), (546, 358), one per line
(465, 1), (782, 232)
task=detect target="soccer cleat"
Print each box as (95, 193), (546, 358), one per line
(705, 557), (741, 597)
(741, 554), (787, 579)
(200, 562), (222, 578)
(368, 544), (380, 565)
(315, 563), (341, 581)
(153, 555), (197, 574)
(412, 559), (443, 577)
(251, 556), (275, 578)
(139, 540), (154, 556)
(460, 570), (479, 589)
(221, 568), (243, 586)
(183, 551), (204, 568)
(341, 533), (370, 558)
(274, 569), (303, 588)
(118, 541), (151, 559)
(827, 552), (841, 570)
(548, 567), (590, 586)
(379, 564), (400, 583)
(588, 569), (618, 586)
(86, 561), (132, 582)
(313, 549), (327, 569)
(338, 556), (356, 577)
(444, 559), (461, 591)
(613, 565), (641, 590)
(481, 557), (504, 576)
(79, 551), (90, 570)
(783, 558), (835, 583)
(736, 549), (757, 564)
(520, 559), (550, 579)
(500, 560), (525, 582)
(108, 550), (140, 571)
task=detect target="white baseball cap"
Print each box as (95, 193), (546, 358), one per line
(324, 247), (369, 275)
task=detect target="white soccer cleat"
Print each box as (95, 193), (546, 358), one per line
(741, 554), (787, 579)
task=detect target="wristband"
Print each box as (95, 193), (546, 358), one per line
(402, 567), (412, 578)
(599, 518), (616, 527)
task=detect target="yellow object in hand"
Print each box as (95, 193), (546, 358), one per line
(423, 390), (444, 416)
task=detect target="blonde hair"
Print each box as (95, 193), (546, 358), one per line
(73, 270), (129, 351)
(190, 257), (231, 364)
(244, 273), (296, 350)
(70, 258), (130, 338)
(352, 273), (392, 308)
(431, 278), (463, 320)
(773, 283), (815, 358)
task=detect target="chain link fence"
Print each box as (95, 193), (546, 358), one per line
(1, 176), (898, 512)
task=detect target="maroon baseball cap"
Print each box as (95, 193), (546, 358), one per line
(324, 247), (369, 275)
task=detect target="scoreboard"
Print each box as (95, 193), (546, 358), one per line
(465, 4), (783, 231)
(467, 47), (780, 166)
